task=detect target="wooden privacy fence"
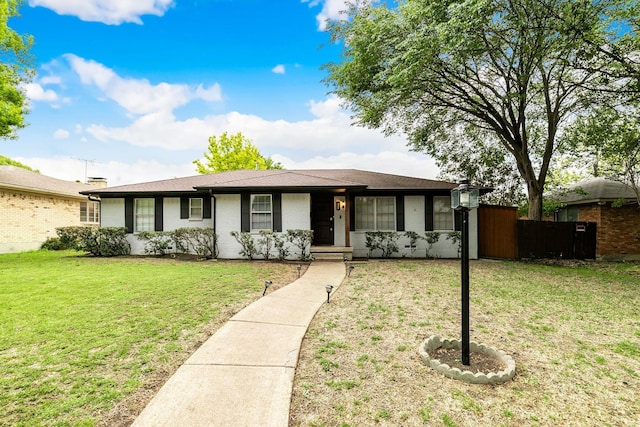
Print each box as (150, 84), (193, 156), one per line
(517, 220), (597, 260)
(478, 205), (518, 259)
(477, 205), (597, 259)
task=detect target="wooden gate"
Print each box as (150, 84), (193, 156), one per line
(477, 205), (518, 259)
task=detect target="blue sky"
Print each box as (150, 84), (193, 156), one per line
(4, 0), (437, 186)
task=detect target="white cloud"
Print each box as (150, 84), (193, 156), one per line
(305, 0), (352, 31)
(40, 75), (62, 85)
(16, 156), (196, 186)
(84, 96), (409, 155)
(24, 83), (59, 102)
(28, 0), (174, 25)
(274, 151), (439, 180)
(53, 129), (70, 139)
(272, 64), (286, 74)
(65, 55), (222, 115)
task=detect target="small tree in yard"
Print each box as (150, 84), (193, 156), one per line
(257, 230), (275, 260)
(193, 132), (282, 173)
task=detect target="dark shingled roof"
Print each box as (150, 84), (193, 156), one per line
(80, 169), (462, 196)
(0, 165), (94, 199)
(559, 177), (638, 204)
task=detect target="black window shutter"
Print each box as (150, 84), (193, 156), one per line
(155, 197), (163, 231)
(203, 196), (212, 219)
(349, 196), (356, 229)
(454, 210), (462, 231)
(125, 198), (134, 233)
(180, 197), (189, 219)
(396, 195), (405, 231)
(425, 196), (434, 231)
(272, 193), (282, 232)
(241, 193), (250, 232)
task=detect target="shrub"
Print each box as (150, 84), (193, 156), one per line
(41, 237), (67, 251)
(171, 228), (217, 259)
(57, 227), (130, 257)
(273, 233), (290, 261)
(257, 230), (275, 260)
(424, 231), (441, 258)
(56, 226), (93, 251)
(365, 231), (400, 258)
(404, 231), (424, 258)
(446, 231), (462, 258)
(230, 231), (258, 260)
(286, 229), (313, 260)
(137, 231), (173, 256)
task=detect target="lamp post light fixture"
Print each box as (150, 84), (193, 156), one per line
(325, 285), (334, 303)
(296, 264), (302, 278)
(262, 280), (273, 296)
(451, 179), (479, 366)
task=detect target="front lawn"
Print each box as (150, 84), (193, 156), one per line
(290, 259), (640, 426)
(0, 250), (296, 426)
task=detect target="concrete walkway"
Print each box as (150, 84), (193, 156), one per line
(131, 262), (346, 427)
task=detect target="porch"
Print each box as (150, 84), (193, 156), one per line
(310, 246), (353, 261)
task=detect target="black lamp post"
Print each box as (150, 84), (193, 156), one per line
(451, 179), (479, 366)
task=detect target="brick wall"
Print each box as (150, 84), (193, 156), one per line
(578, 203), (640, 257)
(0, 189), (89, 253)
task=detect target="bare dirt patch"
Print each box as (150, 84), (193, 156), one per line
(429, 346), (506, 374)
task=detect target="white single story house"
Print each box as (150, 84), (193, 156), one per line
(80, 169), (483, 259)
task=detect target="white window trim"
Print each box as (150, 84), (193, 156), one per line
(134, 198), (155, 233)
(80, 201), (100, 223)
(250, 194), (273, 232)
(355, 196), (396, 231)
(189, 198), (203, 221)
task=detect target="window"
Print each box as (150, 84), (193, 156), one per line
(355, 197), (395, 231)
(433, 196), (454, 230)
(556, 206), (578, 222)
(135, 198), (154, 232)
(251, 194), (272, 231)
(189, 198), (203, 220)
(80, 201), (99, 223)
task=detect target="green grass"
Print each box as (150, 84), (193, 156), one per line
(0, 250), (294, 426)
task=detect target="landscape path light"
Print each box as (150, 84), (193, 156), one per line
(296, 264), (301, 278)
(451, 179), (479, 366)
(262, 280), (272, 296)
(325, 285), (334, 303)
(347, 264), (355, 277)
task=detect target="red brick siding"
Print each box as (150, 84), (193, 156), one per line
(578, 204), (640, 256)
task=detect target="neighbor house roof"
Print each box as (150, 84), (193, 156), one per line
(80, 169), (466, 197)
(559, 177), (638, 205)
(0, 165), (93, 199)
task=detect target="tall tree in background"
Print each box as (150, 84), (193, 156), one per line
(0, 0), (34, 140)
(194, 132), (283, 174)
(325, 0), (623, 220)
(564, 106), (640, 205)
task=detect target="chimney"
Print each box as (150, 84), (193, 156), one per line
(87, 177), (107, 188)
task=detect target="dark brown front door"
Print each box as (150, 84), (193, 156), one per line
(311, 193), (334, 245)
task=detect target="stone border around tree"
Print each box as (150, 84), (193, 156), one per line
(419, 335), (516, 384)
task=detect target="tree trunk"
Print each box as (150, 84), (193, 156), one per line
(527, 185), (543, 220)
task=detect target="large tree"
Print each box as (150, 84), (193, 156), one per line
(193, 131), (283, 174)
(325, 0), (620, 219)
(0, 0), (34, 140)
(564, 106), (640, 206)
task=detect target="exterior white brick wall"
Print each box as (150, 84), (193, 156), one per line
(214, 194), (242, 259)
(349, 195), (479, 259)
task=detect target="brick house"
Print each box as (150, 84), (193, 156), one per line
(556, 177), (640, 259)
(0, 166), (104, 253)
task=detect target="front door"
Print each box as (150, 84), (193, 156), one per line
(311, 193), (334, 245)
